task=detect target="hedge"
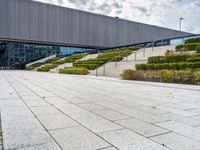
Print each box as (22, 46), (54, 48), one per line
(37, 64), (58, 72)
(148, 54), (190, 64)
(185, 37), (200, 44)
(121, 69), (160, 81)
(73, 49), (133, 70)
(160, 70), (200, 84)
(59, 67), (89, 75)
(196, 46), (200, 53)
(186, 57), (200, 62)
(176, 43), (200, 51)
(135, 62), (200, 70)
(26, 62), (44, 70)
(121, 69), (200, 85)
(148, 53), (200, 64)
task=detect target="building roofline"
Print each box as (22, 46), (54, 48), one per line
(31, 0), (192, 35)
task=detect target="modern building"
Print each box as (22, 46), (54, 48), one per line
(0, 0), (196, 68)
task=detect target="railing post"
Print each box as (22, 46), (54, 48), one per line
(126, 51), (128, 62)
(152, 42), (154, 51)
(103, 64), (105, 76)
(135, 52), (137, 61)
(115, 57), (117, 68)
(96, 68), (98, 77)
(143, 48), (145, 57)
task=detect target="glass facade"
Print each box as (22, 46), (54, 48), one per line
(0, 41), (96, 69)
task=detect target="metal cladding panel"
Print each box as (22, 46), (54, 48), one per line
(0, 0), (192, 48)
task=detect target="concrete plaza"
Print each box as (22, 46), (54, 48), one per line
(0, 71), (200, 150)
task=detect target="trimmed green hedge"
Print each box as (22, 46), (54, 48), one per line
(148, 54), (200, 64)
(176, 43), (200, 51)
(196, 46), (200, 53)
(121, 69), (200, 85)
(73, 49), (133, 70)
(185, 37), (200, 44)
(148, 54), (190, 64)
(59, 67), (89, 75)
(136, 62), (200, 70)
(26, 62), (44, 70)
(187, 57), (200, 62)
(37, 64), (58, 72)
(160, 70), (200, 84)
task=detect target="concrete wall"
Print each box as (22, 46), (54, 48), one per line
(0, 0), (192, 48)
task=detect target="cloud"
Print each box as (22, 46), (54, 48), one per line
(33, 0), (200, 34)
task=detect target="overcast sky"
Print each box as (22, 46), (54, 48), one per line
(34, 0), (200, 34)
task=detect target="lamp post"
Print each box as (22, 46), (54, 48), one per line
(179, 18), (183, 31)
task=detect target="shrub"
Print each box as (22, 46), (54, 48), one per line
(112, 56), (124, 61)
(26, 66), (35, 70)
(148, 54), (191, 64)
(184, 43), (200, 51)
(176, 44), (185, 51)
(121, 70), (160, 81)
(187, 57), (200, 62)
(121, 69), (200, 85)
(185, 37), (200, 44)
(45, 57), (61, 63)
(37, 64), (58, 72)
(136, 62), (200, 70)
(59, 67), (89, 75)
(196, 46), (200, 53)
(26, 62), (44, 70)
(160, 70), (198, 84)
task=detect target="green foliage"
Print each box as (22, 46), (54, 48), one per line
(74, 49), (133, 70)
(148, 54), (191, 64)
(176, 44), (185, 51)
(160, 70), (200, 84)
(185, 37), (200, 44)
(196, 46), (200, 53)
(64, 53), (88, 63)
(44, 57), (61, 63)
(37, 64), (58, 72)
(111, 56), (124, 61)
(59, 67), (89, 75)
(186, 57), (200, 62)
(121, 69), (200, 85)
(25, 62), (44, 70)
(121, 70), (160, 81)
(136, 62), (200, 70)
(184, 43), (200, 51)
(176, 43), (200, 52)
(26, 66), (35, 70)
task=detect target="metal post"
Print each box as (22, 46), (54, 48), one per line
(126, 51), (128, 62)
(103, 64), (105, 76)
(135, 52), (137, 61)
(143, 48), (145, 57)
(115, 57), (117, 68)
(179, 18), (183, 31)
(96, 68), (98, 77)
(152, 42), (154, 52)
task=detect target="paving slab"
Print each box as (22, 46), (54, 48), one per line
(93, 109), (131, 121)
(155, 121), (200, 142)
(50, 126), (110, 150)
(150, 132), (200, 150)
(31, 106), (62, 117)
(38, 114), (78, 130)
(115, 118), (170, 137)
(16, 142), (61, 150)
(70, 112), (123, 133)
(2, 119), (54, 149)
(78, 103), (107, 111)
(99, 128), (170, 150)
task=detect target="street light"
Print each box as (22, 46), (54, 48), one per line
(179, 18), (183, 31)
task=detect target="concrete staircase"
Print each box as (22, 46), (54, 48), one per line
(89, 45), (176, 77)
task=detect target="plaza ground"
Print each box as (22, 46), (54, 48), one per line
(0, 71), (200, 150)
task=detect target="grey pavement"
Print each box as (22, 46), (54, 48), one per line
(0, 71), (200, 150)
